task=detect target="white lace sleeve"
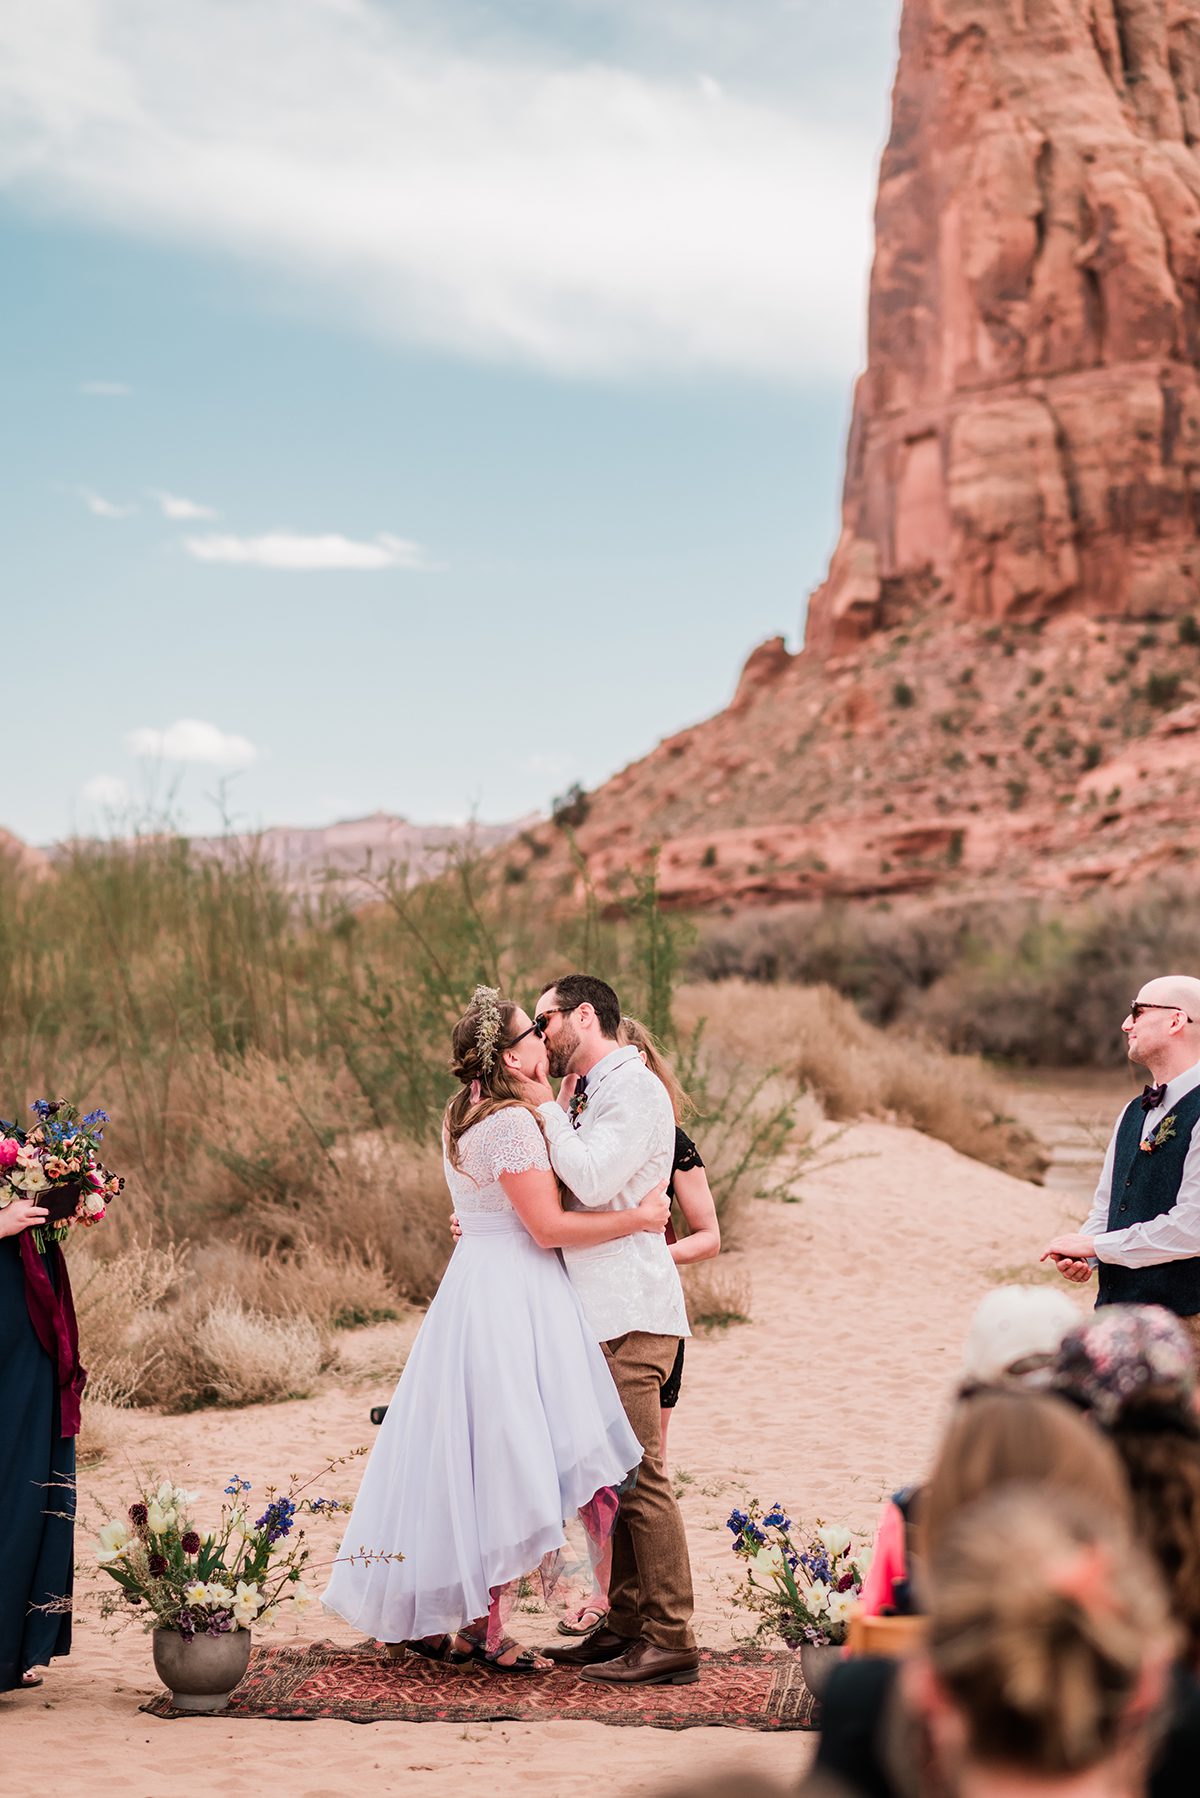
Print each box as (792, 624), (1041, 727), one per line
(488, 1106), (551, 1180)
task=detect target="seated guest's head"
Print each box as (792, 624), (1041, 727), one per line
(920, 1391), (1131, 1578)
(957, 1285), (1082, 1398)
(906, 1486), (1173, 1790)
(1051, 1304), (1200, 1665)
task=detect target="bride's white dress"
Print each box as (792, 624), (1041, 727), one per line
(321, 1105), (642, 1642)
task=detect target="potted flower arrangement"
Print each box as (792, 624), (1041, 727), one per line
(727, 1499), (868, 1697)
(95, 1469), (351, 1712)
(0, 1098), (123, 1253)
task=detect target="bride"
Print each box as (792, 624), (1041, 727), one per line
(322, 986), (666, 1672)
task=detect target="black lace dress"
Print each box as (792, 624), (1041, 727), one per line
(661, 1127), (705, 1409)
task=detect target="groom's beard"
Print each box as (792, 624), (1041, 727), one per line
(547, 1023), (580, 1079)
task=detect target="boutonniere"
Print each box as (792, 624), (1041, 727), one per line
(1141, 1113), (1178, 1153)
(568, 1090), (589, 1127)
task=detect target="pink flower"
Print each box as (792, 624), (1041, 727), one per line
(0, 1139), (19, 1170)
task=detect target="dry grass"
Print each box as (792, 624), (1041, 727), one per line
(682, 1263), (753, 1331)
(194, 1298), (327, 1407)
(676, 980), (1045, 1183)
(77, 1397), (129, 1469)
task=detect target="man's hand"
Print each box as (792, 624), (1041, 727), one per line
(515, 1063), (555, 1107)
(1040, 1232), (1096, 1284)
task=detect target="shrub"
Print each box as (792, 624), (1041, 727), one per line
(892, 680), (916, 709)
(682, 1264), (752, 1331)
(674, 981), (1045, 1182)
(1142, 670), (1182, 707)
(1178, 614), (1200, 647)
(194, 1298), (327, 1407)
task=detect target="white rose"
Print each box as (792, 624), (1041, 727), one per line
(82, 1192), (105, 1217)
(96, 1519), (132, 1564)
(183, 1582), (210, 1608)
(818, 1524), (853, 1558)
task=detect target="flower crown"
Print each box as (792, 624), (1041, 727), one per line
(471, 985), (504, 1074)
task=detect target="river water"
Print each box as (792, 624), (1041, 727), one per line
(1001, 1067), (1141, 1206)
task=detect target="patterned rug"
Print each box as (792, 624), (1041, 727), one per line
(140, 1639), (819, 1729)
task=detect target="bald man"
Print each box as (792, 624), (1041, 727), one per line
(1042, 975), (1200, 1355)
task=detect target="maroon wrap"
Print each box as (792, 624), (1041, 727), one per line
(18, 1233), (86, 1438)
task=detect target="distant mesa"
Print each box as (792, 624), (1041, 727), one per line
(498, 0), (1200, 914)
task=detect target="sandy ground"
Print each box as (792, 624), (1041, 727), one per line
(2, 1110), (1110, 1798)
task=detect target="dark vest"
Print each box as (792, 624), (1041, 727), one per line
(1097, 1085), (1200, 1315)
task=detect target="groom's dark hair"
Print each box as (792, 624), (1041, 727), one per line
(545, 973), (621, 1040)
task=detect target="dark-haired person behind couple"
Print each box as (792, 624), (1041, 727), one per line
(321, 987), (669, 1672)
(0, 1186), (80, 1693)
(1042, 976), (1200, 1357)
(517, 974), (700, 1688)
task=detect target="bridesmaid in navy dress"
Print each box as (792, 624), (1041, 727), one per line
(0, 1190), (78, 1692)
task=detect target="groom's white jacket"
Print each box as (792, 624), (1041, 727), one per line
(539, 1045), (689, 1344)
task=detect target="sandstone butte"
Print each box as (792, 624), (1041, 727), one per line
(501, 0), (1200, 915)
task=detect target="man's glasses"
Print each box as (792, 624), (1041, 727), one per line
(1130, 1001), (1195, 1022)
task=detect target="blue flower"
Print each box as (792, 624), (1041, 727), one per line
(224, 1475), (253, 1497)
(256, 1496), (297, 1544)
(763, 1506), (791, 1530)
(82, 1109), (110, 1128)
(31, 1100), (55, 1119)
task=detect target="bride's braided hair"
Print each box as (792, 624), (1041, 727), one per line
(443, 987), (546, 1171)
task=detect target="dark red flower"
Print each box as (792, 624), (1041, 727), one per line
(129, 1503), (149, 1530)
(181, 1532), (201, 1556)
(148, 1553), (169, 1577)
(837, 1571), (856, 1593)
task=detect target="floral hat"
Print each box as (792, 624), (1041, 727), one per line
(1049, 1304), (1197, 1427)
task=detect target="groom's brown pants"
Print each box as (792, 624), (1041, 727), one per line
(602, 1330), (696, 1652)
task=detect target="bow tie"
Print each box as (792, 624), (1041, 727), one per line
(1141, 1083), (1168, 1113)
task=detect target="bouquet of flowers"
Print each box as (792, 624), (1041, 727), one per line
(0, 1097), (123, 1252)
(727, 1499), (868, 1648)
(94, 1468), (356, 1639)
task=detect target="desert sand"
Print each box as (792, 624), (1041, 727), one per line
(2, 1106), (1107, 1798)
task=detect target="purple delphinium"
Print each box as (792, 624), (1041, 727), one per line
(255, 1496), (296, 1544)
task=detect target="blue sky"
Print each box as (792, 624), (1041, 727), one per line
(1, 1), (900, 844)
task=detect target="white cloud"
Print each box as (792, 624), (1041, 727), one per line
(80, 379), (131, 396)
(181, 531), (430, 571)
(0, 1), (878, 380)
(79, 486), (136, 518)
(80, 774), (131, 808)
(150, 489), (219, 520)
(127, 720), (258, 766)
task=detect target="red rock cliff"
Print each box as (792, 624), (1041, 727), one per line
(807, 0), (1200, 655)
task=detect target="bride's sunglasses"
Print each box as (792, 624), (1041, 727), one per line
(506, 1006), (572, 1049)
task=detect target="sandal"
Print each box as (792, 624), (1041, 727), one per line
(556, 1605), (609, 1637)
(386, 1632), (473, 1664)
(472, 1635), (552, 1675)
(20, 1672), (44, 1689)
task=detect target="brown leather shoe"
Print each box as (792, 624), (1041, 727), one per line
(579, 1639), (700, 1686)
(541, 1627), (633, 1667)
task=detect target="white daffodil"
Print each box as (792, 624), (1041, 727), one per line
(183, 1582), (210, 1608)
(96, 1519), (132, 1564)
(234, 1581), (264, 1614)
(804, 1581), (831, 1616)
(205, 1581), (234, 1607)
(826, 1587), (857, 1626)
(290, 1583), (315, 1616)
(751, 1544), (786, 1581)
(817, 1524), (853, 1558)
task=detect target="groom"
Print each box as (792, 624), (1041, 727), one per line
(517, 973), (700, 1687)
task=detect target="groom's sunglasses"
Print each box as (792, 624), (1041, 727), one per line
(1130, 1000), (1194, 1022)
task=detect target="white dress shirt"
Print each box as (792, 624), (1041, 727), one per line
(540, 1045), (689, 1343)
(1084, 1059), (1200, 1265)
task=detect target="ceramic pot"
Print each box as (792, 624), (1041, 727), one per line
(152, 1627), (252, 1713)
(798, 1640), (840, 1699)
